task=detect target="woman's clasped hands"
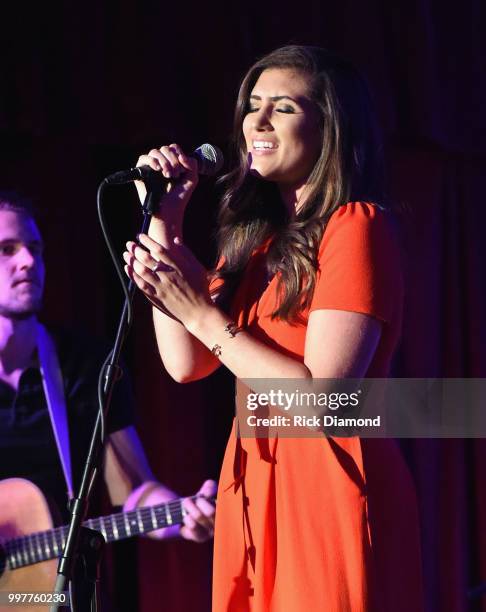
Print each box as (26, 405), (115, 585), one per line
(123, 234), (214, 328)
(123, 142), (214, 327)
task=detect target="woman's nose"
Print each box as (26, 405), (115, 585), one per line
(251, 106), (273, 131)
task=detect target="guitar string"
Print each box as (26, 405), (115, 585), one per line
(2, 496), (200, 562)
(3, 490), (216, 567)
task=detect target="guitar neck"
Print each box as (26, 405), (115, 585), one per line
(85, 496), (187, 543)
(4, 496), (192, 570)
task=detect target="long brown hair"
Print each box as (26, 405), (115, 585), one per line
(214, 45), (385, 322)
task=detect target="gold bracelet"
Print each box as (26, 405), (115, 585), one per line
(224, 321), (243, 338)
(211, 344), (222, 356)
(210, 321), (242, 357)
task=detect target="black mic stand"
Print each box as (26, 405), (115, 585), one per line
(50, 176), (164, 612)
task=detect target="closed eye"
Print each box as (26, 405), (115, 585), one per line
(246, 105), (297, 115)
(276, 105), (296, 114)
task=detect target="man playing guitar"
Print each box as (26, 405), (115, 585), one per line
(0, 191), (216, 605)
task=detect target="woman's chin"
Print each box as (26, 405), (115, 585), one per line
(248, 166), (278, 182)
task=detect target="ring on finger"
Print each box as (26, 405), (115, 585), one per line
(152, 260), (174, 274)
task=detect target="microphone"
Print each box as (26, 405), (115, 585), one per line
(104, 143), (224, 185)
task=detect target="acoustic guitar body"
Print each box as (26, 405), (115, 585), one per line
(0, 479), (57, 611)
(0, 475), (199, 610)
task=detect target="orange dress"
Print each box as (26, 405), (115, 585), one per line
(212, 202), (424, 612)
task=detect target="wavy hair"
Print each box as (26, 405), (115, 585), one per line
(213, 45), (385, 322)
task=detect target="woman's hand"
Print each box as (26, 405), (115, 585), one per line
(134, 143), (199, 221)
(123, 234), (213, 328)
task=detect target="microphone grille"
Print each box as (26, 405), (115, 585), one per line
(195, 143), (224, 176)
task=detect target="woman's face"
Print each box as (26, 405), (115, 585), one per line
(242, 68), (322, 190)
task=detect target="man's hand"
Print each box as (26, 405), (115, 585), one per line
(123, 477), (217, 542)
(180, 479), (217, 543)
(107, 426), (217, 543)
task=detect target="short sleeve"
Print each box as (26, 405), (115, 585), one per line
(55, 327), (134, 434)
(309, 202), (402, 324)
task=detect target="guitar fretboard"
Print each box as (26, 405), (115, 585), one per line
(1, 496), (190, 571)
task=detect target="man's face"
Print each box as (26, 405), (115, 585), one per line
(0, 210), (45, 319)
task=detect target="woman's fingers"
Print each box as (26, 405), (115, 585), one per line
(168, 144), (198, 174)
(154, 146), (180, 179)
(162, 145), (183, 175)
(136, 153), (161, 172)
(134, 235), (182, 268)
(123, 252), (157, 284)
(125, 240), (181, 274)
(135, 233), (165, 254)
(138, 144), (187, 180)
(124, 264), (155, 296)
(123, 251), (167, 282)
(133, 143), (198, 210)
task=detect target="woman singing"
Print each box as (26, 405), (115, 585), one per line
(124, 45), (424, 612)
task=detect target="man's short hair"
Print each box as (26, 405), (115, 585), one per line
(0, 191), (36, 220)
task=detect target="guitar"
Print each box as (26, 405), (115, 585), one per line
(0, 478), (207, 610)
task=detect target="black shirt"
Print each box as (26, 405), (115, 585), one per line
(0, 327), (133, 524)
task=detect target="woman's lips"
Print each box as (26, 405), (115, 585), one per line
(251, 140), (278, 155)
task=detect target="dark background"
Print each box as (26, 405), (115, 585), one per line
(1, 1), (486, 611)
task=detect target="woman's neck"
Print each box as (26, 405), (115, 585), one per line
(278, 180), (311, 214)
